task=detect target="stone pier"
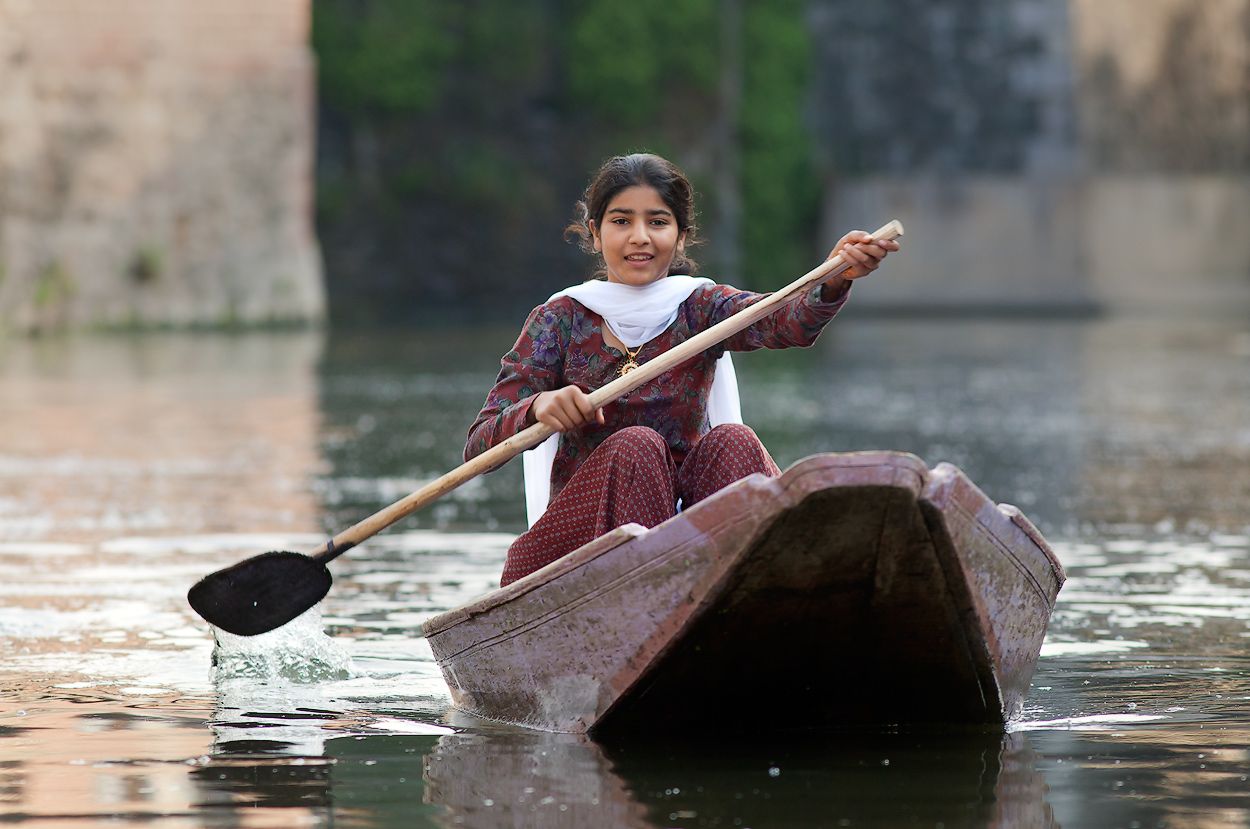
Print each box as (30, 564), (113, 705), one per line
(815, 0), (1250, 315)
(0, 0), (323, 331)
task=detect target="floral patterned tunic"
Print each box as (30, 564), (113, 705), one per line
(464, 281), (850, 501)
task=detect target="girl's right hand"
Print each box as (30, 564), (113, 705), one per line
(529, 386), (605, 432)
(828, 230), (900, 279)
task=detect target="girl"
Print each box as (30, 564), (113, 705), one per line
(465, 153), (899, 586)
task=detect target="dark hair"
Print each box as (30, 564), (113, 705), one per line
(564, 153), (701, 278)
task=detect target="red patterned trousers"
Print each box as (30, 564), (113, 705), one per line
(500, 423), (781, 586)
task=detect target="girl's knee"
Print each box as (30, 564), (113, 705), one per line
(603, 425), (667, 452)
(599, 426), (671, 467)
(703, 423), (762, 449)
(691, 422), (779, 479)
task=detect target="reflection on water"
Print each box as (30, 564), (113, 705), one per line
(423, 729), (1056, 828)
(0, 333), (326, 542)
(1, 317), (1248, 827)
(183, 724), (1059, 828)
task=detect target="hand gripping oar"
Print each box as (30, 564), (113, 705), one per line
(188, 220), (904, 635)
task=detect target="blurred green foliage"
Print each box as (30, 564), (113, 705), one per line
(566, 0), (719, 126)
(740, 0), (819, 283)
(313, 0), (456, 114)
(313, 1), (553, 117)
(313, 0), (820, 313)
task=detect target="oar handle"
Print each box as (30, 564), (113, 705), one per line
(312, 219), (904, 563)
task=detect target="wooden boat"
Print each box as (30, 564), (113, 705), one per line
(422, 451), (1065, 734)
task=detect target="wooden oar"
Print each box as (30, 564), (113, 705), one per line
(188, 219), (904, 635)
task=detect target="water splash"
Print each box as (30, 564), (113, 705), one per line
(210, 606), (354, 683)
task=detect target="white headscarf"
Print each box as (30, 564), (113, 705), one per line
(521, 276), (743, 526)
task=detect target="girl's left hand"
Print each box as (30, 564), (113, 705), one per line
(828, 230), (900, 279)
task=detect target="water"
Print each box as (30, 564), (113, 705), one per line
(1, 316), (1248, 827)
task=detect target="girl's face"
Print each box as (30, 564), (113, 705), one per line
(590, 185), (686, 287)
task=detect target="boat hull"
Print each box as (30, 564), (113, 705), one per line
(422, 452), (1065, 733)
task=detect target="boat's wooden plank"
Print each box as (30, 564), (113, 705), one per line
(427, 474), (785, 732)
(422, 524), (648, 639)
(922, 464), (1064, 720)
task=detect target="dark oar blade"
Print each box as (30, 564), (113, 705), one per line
(187, 550), (332, 636)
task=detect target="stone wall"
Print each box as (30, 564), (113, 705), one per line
(830, 174), (1250, 315)
(1073, 0), (1249, 173)
(0, 0), (323, 332)
(816, 0), (1250, 315)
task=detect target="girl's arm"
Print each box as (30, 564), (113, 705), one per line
(703, 231), (898, 353)
(463, 302), (569, 462)
(699, 282), (849, 354)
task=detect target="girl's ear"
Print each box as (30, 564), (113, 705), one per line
(589, 220), (602, 252)
(677, 230), (687, 254)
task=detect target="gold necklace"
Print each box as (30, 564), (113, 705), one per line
(618, 344), (644, 377)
